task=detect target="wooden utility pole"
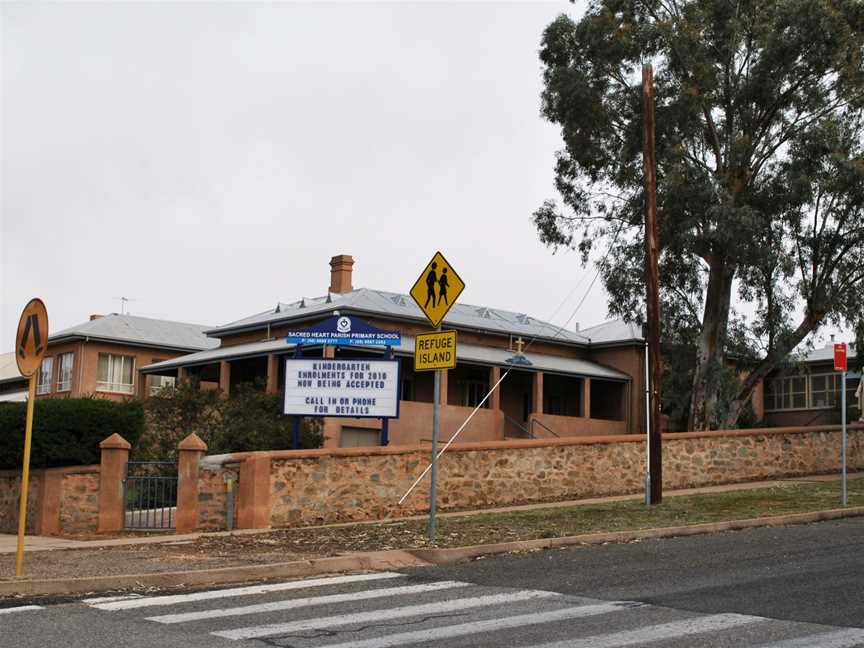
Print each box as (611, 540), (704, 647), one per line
(643, 64), (663, 505)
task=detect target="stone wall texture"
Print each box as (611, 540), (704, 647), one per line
(0, 472), (41, 534)
(58, 472), (100, 535)
(204, 424), (864, 530)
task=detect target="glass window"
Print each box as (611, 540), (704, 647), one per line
(400, 378), (414, 401)
(96, 354), (135, 394)
(37, 357), (53, 395)
(57, 353), (74, 392)
(149, 374), (176, 395)
(465, 380), (489, 408)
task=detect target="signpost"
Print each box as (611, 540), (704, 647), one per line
(410, 252), (464, 543)
(14, 298), (48, 578)
(835, 342), (848, 506)
(414, 330), (457, 372)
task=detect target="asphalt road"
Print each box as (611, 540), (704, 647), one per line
(1, 518), (863, 648)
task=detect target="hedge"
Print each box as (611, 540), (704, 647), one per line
(0, 398), (145, 469)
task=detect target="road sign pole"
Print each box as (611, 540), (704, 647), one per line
(15, 374), (37, 578)
(842, 370), (848, 507)
(428, 330), (441, 544)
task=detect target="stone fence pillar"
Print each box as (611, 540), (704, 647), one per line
(237, 454), (272, 530)
(98, 433), (131, 533)
(176, 433), (207, 533)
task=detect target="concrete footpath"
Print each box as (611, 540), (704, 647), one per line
(0, 472), (861, 598)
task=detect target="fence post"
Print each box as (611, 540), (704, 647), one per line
(98, 433), (131, 533)
(176, 433), (207, 533)
(237, 454), (272, 530)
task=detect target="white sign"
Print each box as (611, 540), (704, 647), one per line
(284, 358), (400, 418)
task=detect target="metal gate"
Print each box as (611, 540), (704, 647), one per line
(123, 461), (178, 530)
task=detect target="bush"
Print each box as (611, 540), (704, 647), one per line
(139, 380), (323, 460)
(0, 397), (145, 469)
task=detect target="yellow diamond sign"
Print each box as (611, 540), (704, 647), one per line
(410, 251), (465, 328)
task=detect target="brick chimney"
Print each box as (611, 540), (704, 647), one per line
(90, 314), (104, 321)
(329, 254), (354, 293)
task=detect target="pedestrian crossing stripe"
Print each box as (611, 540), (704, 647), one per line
(211, 589), (561, 640)
(76, 572), (864, 648)
(147, 580), (468, 624)
(0, 605), (43, 615)
(88, 571), (403, 610)
(305, 602), (639, 648)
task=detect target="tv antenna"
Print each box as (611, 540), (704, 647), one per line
(112, 297), (139, 315)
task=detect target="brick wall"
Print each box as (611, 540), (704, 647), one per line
(0, 472), (41, 534)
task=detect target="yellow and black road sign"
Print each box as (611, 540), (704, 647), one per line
(16, 298), (48, 377)
(415, 330), (457, 372)
(410, 251), (465, 328)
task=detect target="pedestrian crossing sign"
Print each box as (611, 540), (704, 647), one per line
(410, 251), (465, 328)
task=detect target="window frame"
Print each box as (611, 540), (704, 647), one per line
(56, 352), (74, 392)
(764, 371), (861, 412)
(36, 357), (54, 395)
(96, 353), (136, 395)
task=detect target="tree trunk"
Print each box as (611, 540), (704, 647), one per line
(688, 257), (735, 431)
(723, 311), (823, 428)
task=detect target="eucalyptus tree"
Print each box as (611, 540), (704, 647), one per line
(534, 0), (864, 429)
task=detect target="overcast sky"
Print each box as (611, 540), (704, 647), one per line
(1, 1), (617, 351)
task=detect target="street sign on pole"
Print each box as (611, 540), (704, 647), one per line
(836, 342), (848, 506)
(414, 330), (457, 372)
(409, 251), (465, 328)
(409, 253), (464, 544)
(835, 343), (848, 372)
(14, 298), (48, 578)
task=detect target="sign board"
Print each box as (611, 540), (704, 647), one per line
(414, 330), (457, 372)
(409, 251), (465, 328)
(15, 298), (49, 377)
(286, 316), (401, 347)
(835, 343), (848, 372)
(283, 358), (400, 418)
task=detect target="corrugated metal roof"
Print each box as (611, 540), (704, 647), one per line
(50, 314), (219, 351)
(142, 335), (629, 381)
(0, 352), (26, 385)
(207, 288), (592, 345)
(579, 319), (644, 343)
(800, 342), (858, 364)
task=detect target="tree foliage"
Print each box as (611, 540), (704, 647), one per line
(534, 0), (864, 429)
(140, 380), (324, 459)
(0, 397), (145, 469)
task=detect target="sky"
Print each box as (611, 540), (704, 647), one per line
(0, 0), (617, 352)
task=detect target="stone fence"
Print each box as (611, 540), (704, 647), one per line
(195, 423), (864, 532)
(1, 424), (862, 536)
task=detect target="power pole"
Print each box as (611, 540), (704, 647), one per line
(643, 64), (663, 505)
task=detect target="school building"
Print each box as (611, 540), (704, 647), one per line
(8, 313), (218, 400)
(142, 254), (649, 448)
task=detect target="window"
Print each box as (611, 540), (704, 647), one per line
(36, 357), (53, 395)
(149, 375), (176, 395)
(765, 373), (862, 411)
(96, 354), (135, 394)
(464, 380), (489, 408)
(57, 353), (74, 392)
(400, 378), (414, 401)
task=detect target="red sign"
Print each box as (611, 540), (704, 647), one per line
(834, 343), (847, 372)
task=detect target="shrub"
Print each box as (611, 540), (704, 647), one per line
(139, 379), (323, 459)
(0, 397), (145, 469)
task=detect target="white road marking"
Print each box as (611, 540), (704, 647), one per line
(212, 589), (563, 640)
(754, 628), (864, 648)
(82, 594), (143, 604)
(527, 613), (767, 647)
(303, 602), (637, 648)
(89, 572), (404, 610)
(0, 605), (43, 615)
(147, 580), (469, 624)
